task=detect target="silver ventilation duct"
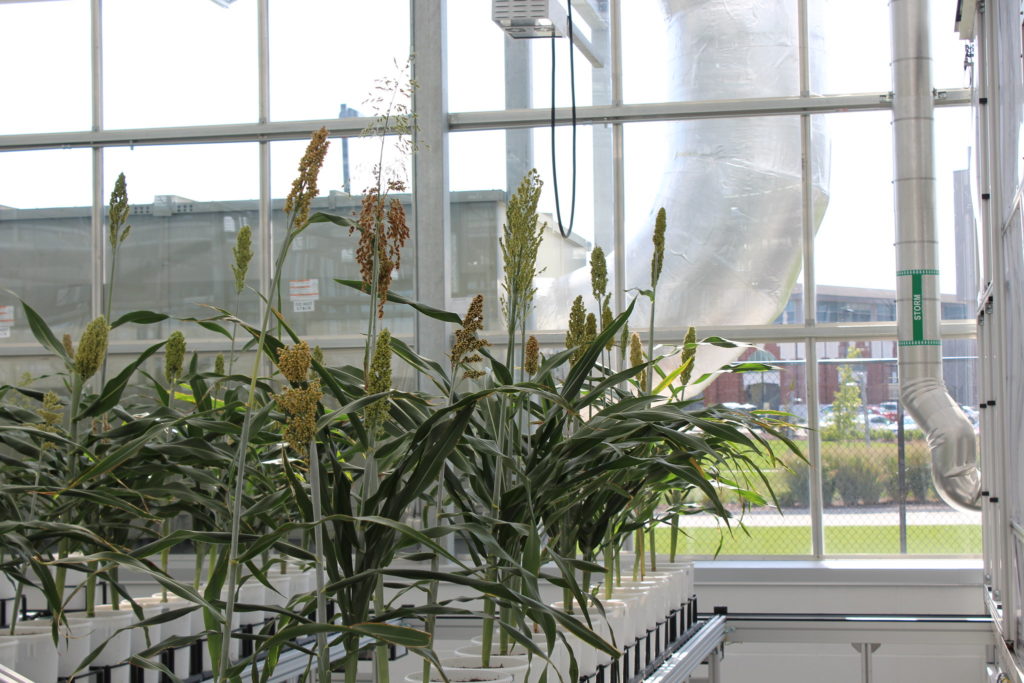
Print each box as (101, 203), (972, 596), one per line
(536, 0), (829, 388)
(890, 0), (981, 512)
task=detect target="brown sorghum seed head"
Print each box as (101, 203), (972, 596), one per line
(451, 295), (490, 379)
(524, 335), (540, 376)
(277, 341), (312, 385)
(284, 127), (330, 230)
(275, 380), (322, 454)
(62, 333), (74, 359)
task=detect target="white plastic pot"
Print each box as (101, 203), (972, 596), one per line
(69, 607), (134, 683)
(32, 616), (94, 678)
(148, 593), (199, 677)
(3, 626), (59, 682)
(404, 668), (514, 683)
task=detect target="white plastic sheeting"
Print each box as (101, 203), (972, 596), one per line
(536, 0), (829, 387)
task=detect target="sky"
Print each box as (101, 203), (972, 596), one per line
(0, 0), (976, 296)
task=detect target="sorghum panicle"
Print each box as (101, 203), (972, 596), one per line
(590, 246), (608, 304)
(276, 381), (323, 455)
(565, 295), (588, 366)
(74, 316), (109, 381)
(214, 353), (225, 376)
(62, 333), (74, 359)
(164, 331), (186, 385)
(451, 295), (489, 380)
(232, 225), (253, 295)
(364, 328), (393, 434)
(678, 326), (697, 387)
(524, 336), (540, 376)
(629, 331), (646, 387)
(500, 170), (545, 327)
(601, 303), (615, 351)
(284, 127), (330, 230)
(108, 172), (131, 248)
(651, 208), (667, 289)
(277, 341), (312, 386)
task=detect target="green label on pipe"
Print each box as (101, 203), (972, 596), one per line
(896, 269), (939, 345)
(911, 273), (924, 341)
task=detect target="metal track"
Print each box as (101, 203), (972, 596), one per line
(644, 615), (727, 683)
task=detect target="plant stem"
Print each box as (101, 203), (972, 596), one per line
(161, 518), (171, 602)
(220, 227), (298, 680)
(307, 439), (331, 683)
(649, 527), (657, 572)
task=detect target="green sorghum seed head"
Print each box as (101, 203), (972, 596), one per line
(629, 331), (646, 388)
(679, 326), (697, 387)
(232, 225), (253, 295)
(108, 172), (131, 248)
(590, 246), (608, 304)
(601, 302), (614, 351)
(364, 329), (393, 435)
(651, 207), (666, 289)
(500, 170), (545, 330)
(74, 316), (109, 380)
(566, 295), (588, 366)
(164, 331), (186, 385)
(214, 353), (225, 376)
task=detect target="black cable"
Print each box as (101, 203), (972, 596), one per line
(550, 0), (578, 239)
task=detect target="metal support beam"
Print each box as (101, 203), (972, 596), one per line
(411, 0), (450, 385)
(0, 91), (972, 152)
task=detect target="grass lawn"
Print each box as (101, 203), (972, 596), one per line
(655, 524), (980, 556)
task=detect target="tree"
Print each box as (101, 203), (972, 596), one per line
(827, 346), (863, 441)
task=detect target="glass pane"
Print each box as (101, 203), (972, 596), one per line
(270, 137), (415, 341)
(269, 0), (409, 122)
(447, 0), (610, 113)
(666, 344), (812, 556)
(0, 0), (91, 135)
(448, 126), (605, 334)
(817, 340), (980, 555)
(930, 0), (972, 88)
(808, 0), (891, 95)
(623, 0), (799, 105)
(447, 0), (506, 113)
(0, 149), (92, 349)
(103, 0), (257, 129)
(937, 107), (978, 319)
(103, 144), (260, 340)
(814, 111), (896, 293)
(624, 118), (806, 330)
(0, 356), (69, 394)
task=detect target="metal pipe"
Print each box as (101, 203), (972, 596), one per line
(890, 0), (981, 512)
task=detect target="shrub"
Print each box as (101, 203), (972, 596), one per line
(827, 452), (884, 506)
(885, 448), (936, 503)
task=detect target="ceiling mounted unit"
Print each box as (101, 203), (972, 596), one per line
(493, 0), (567, 39)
